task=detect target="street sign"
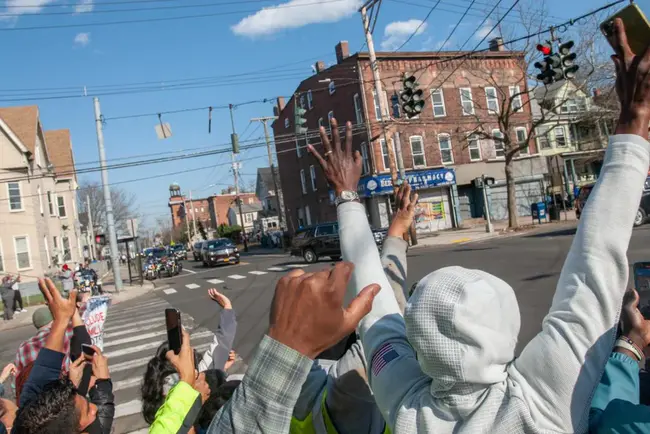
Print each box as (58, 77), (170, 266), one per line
(154, 123), (173, 139)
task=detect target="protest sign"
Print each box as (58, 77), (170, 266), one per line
(83, 295), (112, 350)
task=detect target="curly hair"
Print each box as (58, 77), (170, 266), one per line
(195, 380), (241, 430)
(141, 342), (178, 425)
(12, 378), (79, 434)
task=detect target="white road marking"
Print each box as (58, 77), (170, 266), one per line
(108, 300), (168, 314)
(287, 264), (309, 268)
(125, 428), (149, 434)
(114, 399), (142, 419)
(163, 288), (177, 294)
(105, 318), (165, 333)
(103, 330), (167, 349)
(249, 271), (268, 275)
(185, 283), (200, 289)
(182, 268), (197, 274)
(228, 274), (246, 280)
(107, 305), (172, 322)
(105, 323), (168, 339)
(207, 279), (224, 284)
(267, 267), (287, 271)
(109, 342), (210, 374)
(104, 330), (213, 358)
(113, 376), (142, 391)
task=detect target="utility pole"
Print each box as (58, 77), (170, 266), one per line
(251, 116), (284, 230)
(86, 195), (96, 260)
(189, 190), (198, 239)
(482, 175), (494, 233)
(93, 97), (123, 292)
(229, 104), (249, 252)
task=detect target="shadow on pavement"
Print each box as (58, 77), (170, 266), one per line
(522, 272), (559, 282)
(451, 247), (496, 253)
(524, 228), (577, 238)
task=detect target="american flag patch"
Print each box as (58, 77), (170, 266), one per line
(371, 343), (399, 377)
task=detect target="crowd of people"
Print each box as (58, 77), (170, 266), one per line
(1, 18), (650, 433)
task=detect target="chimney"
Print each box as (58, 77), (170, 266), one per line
(488, 37), (505, 52)
(276, 97), (285, 113)
(335, 41), (350, 64)
(314, 60), (326, 73)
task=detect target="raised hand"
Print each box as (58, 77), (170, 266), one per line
(38, 278), (77, 324)
(620, 289), (650, 354)
(208, 288), (232, 310)
(0, 363), (16, 383)
(388, 181), (419, 238)
(268, 263), (380, 359)
(308, 118), (362, 195)
(89, 346), (110, 380)
(69, 357), (86, 388)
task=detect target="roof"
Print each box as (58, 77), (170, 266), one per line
(44, 129), (75, 179)
(231, 203), (263, 213)
(0, 105), (39, 156)
(257, 167), (279, 187)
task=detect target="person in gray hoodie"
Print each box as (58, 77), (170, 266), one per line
(308, 19), (650, 432)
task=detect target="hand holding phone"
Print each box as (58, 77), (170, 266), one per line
(601, 4), (650, 56)
(165, 308), (183, 355)
(81, 343), (97, 358)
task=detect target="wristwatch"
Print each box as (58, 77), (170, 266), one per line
(335, 190), (360, 207)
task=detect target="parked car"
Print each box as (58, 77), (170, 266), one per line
(290, 222), (386, 263)
(576, 177), (650, 227)
(202, 238), (240, 267)
(193, 241), (205, 261)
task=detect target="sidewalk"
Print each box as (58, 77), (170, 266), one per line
(100, 264), (156, 305)
(413, 210), (578, 248)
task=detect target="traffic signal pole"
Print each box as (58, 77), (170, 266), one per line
(229, 104), (249, 252)
(86, 194), (96, 261)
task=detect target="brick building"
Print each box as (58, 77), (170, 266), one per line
(168, 184), (259, 234)
(272, 40), (548, 233)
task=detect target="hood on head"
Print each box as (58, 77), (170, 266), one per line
(405, 266), (520, 398)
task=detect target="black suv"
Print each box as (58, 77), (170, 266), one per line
(202, 238), (240, 267)
(291, 222), (386, 263)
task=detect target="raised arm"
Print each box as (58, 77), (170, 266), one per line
(509, 19), (650, 433)
(198, 289), (238, 371)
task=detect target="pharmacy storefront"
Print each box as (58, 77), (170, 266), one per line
(353, 168), (460, 234)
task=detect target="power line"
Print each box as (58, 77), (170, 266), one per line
(392, 0), (442, 52)
(434, 0), (477, 51)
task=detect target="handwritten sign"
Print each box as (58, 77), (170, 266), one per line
(83, 295), (111, 350)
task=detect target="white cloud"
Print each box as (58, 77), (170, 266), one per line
(232, 0), (361, 37)
(0, 0), (56, 20)
(74, 32), (91, 47)
(475, 20), (495, 41)
(380, 19), (427, 51)
(75, 0), (94, 13)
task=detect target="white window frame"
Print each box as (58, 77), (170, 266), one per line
(47, 191), (55, 216)
(7, 182), (23, 212)
(307, 90), (313, 109)
(57, 195), (67, 218)
(37, 185), (43, 215)
(309, 165), (317, 191)
(509, 85), (523, 113)
(380, 138), (396, 172)
(353, 94), (363, 124)
(300, 169), (307, 194)
(430, 89), (446, 117)
(328, 81), (336, 95)
(515, 127), (529, 155)
(536, 125), (551, 149)
(296, 137), (303, 158)
(492, 129), (505, 159)
(459, 87), (475, 116)
(0, 239), (4, 273)
(284, 118), (290, 129)
(372, 90), (382, 120)
(437, 134), (453, 165)
(554, 126), (567, 147)
(62, 236), (71, 261)
(328, 111), (334, 130)
(360, 142), (370, 175)
(13, 235), (32, 271)
(484, 87), (499, 115)
(411, 136), (427, 167)
(467, 134), (482, 161)
(44, 236), (50, 267)
(53, 236), (58, 250)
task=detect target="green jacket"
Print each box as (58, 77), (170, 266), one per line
(149, 381), (202, 434)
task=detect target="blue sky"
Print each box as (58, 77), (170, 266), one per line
(1, 0), (647, 229)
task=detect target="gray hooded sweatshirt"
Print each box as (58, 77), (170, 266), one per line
(337, 134), (650, 433)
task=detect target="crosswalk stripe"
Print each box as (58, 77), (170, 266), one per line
(104, 330), (213, 359)
(126, 428), (149, 434)
(113, 376), (142, 391)
(228, 274), (246, 280)
(288, 264), (309, 268)
(249, 271), (268, 275)
(163, 288), (177, 294)
(105, 323), (167, 339)
(185, 283), (200, 289)
(109, 342), (211, 374)
(115, 399), (142, 419)
(109, 299), (168, 312)
(103, 330), (167, 349)
(267, 267), (287, 271)
(108, 302), (168, 317)
(108, 303), (171, 319)
(105, 318), (165, 333)
(207, 279), (223, 284)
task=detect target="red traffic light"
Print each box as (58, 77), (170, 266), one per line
(536, 43), (552, 55)
(95, 234), (105, 245)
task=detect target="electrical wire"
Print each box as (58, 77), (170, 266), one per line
(392, 0), (442, 52)
(434, 0), (477, 52)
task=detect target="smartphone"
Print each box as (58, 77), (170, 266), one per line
(601, 4), (650, 56)
(81, 344), (96, 358)
(165, 308), (182, 355)
(634, 262), (650, 319)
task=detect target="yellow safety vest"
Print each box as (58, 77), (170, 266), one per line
(290, 390), (390, 434)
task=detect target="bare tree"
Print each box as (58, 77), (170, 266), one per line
(78, 181), (139, 234)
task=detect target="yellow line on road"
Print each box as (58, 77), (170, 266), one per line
(451, 238), (472, 244)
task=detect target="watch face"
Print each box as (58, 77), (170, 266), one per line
(341, 191), (355, 200)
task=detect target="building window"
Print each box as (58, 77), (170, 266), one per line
(485, 87), (499, 114)
(380, 138), (395, 171)
(44, 236), (50, 267)
(372, 90), (382, 120)
(53, 236), (58, 249)
(310, 165), (317, 191)
(410, 136), (427, 167)
(360, 142), (370, 175)
(305, 205), (312, 226)
(468, 134), (482, 161)
(509, 86), (523, 113)
(515, 127), (529, 155)
(57, 196), (66, 218)
(555, 126), (567, 147)
(296, 137), (304, 158)
(492, 129), (505, 159)
(284, 118), (290, 129)
(62, 237), (71, 261)
(0, 239), (4, 273)
(307, 90), (313, 109)
(437, 134), (453, 165)
(300, 169), (307, 194)
(14, 236), (31, 270)
(430, 89), (446, 117)
(299, 94), (306, 109)
(560, 98), (585, 114)
(47, 191), (55, 215)
(329, 81), (336, 95)
(244, 213), (253, 224)
(37, 186), (43, 215)
(200, 207), (204, 212)
(460, 88), (474, 116)
(328, 111), (334, 130)
(391, 94), (401, 118)
(353, 94), (363, 124)
(536, 126), (551, 149)
(7, 182), (22, 211)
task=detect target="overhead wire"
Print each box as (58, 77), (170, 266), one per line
(392, 0), (443, 52)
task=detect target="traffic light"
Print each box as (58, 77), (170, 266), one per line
(95, 234), (106, 245)
(294, 98), (307, 135)
(559, 40), (579, 80)
(534, 42), (562, 85)
(400, 74), (425, 119)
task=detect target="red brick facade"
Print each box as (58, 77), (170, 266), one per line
(169, 193), (259, 230)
